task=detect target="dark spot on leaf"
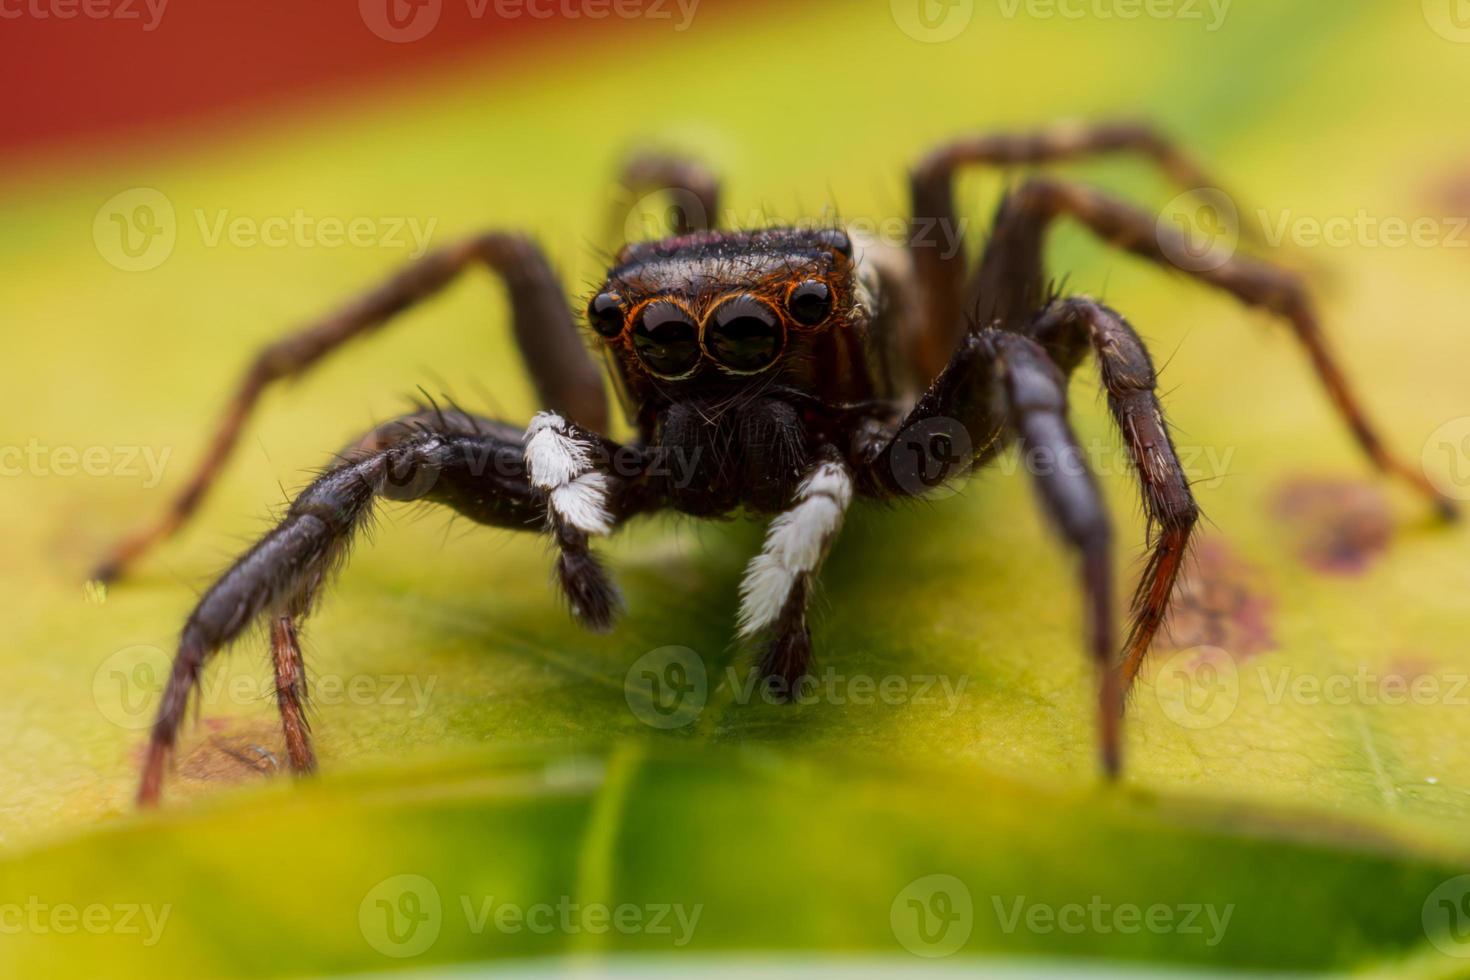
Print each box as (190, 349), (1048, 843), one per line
(176, 719), (284, 784)
(1160, 536), (1275, 657)
(1271, 478), (1392, 575)
(1429, 165), (1470, 221)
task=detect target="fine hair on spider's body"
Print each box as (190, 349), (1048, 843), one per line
(97, 121), (1455, 806)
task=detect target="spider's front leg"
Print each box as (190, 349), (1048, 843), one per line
(737, 448), (856, 695)
(867, 329), (1122, 774)
(1028, 298), (1201, 692)
(523, 411), (631, 631)
(138, 408), (643, 806)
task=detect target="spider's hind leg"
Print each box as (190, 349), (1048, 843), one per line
(94, 232), (606, 584)
(907, 119), (1235, 378)
(984, 176), (1454, 516)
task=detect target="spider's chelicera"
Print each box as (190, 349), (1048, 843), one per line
(98, 122), (1455, 805)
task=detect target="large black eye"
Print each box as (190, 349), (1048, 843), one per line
(632, 301), (700, 377)
(587, 291), (624, 337)
(787, 280), (833, 326)
(706, 295), (783, 373)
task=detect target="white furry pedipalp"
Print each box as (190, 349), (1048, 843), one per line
(523, 411), (611, 536)
(737, 459), (854, 636)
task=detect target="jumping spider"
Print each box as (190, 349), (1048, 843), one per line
(97, 121), (1454, 805)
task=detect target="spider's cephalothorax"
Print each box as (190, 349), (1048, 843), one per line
(586, 227), (893, 516)
(98, 122), (1456, 805)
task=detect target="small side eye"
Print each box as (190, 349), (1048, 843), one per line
(632, 301), (701, 378)
(815, 228), (853, 258)
(587, 292), (625, 337)
(787, 280), (833, 326)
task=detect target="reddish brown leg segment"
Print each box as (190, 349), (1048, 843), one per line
(1032, 298), (1201, 693)
(93, 232), (606, 584)
(271, 616), (316, 774)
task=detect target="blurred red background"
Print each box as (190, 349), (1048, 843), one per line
(0, 0), (749, 172)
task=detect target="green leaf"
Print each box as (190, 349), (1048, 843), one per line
(3, 2), (1469, 976)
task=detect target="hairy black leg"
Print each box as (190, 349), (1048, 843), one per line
(909, 120), (1233, 378)
(1032, 298), (1200, 694)
(737, 449), (854, 695)
(610, 151), (722, 242)
(982, 176), (1454, 516)
(95, 232), (606, 584)
(868, 329), (1120, 775)
(138, 411), (564, 806)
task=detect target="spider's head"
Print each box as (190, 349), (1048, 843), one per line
(586, 227), (864, 409)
